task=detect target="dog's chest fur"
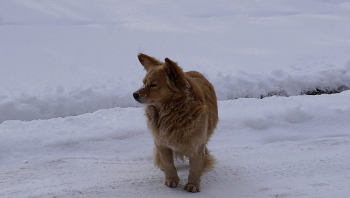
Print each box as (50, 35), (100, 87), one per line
(145, 99), (206, 146)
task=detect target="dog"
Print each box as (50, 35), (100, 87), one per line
(133, 53), (218, 193)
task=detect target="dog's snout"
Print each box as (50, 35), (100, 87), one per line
(133, 91), (140, 100)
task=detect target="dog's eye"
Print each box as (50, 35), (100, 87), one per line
(150, 84), (157, 88)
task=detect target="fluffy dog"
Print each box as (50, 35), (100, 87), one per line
(133, 53), (218, 192)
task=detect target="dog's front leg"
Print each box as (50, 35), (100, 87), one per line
(184, 153), (204, 193)
(156, 145), (179, 187)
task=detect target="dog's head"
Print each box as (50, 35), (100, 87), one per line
(133, 53), (189, 105)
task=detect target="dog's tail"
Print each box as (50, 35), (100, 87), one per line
(203, 147), (216, 174)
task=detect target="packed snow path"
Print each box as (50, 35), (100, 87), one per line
(1, 92), (350, 197)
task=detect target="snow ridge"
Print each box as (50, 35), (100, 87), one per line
(213, 66), (350, 100)
(0, 85), (140, 124)
(1, 66), (349, 123)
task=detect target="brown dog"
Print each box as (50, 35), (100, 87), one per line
(133, 53), (218, 192)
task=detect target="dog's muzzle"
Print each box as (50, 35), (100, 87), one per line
(133, 91), (141, 102)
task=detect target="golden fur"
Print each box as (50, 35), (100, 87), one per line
(133, 53), (218, 193)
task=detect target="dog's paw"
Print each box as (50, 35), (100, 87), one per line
(184, 183), (200, 193)
(164, 177), (179, 188)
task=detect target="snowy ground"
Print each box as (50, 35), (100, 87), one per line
(1, 0), (350, 197)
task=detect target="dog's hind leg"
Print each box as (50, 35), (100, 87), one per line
(156, 145), (180, 188)
(154, 146), (164, 170)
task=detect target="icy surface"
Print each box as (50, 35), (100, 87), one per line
(1, 0), (350, 197)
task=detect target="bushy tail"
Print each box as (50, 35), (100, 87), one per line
(202, 147), (216, 174)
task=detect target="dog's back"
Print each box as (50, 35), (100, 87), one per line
(186, 71), (218, 138)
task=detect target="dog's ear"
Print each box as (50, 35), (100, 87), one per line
(164, 58), (187, 90)
(138, 53), (162, 71)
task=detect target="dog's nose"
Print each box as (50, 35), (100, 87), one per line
(133, 91), (140, 100)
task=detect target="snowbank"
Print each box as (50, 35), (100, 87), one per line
(213, 65), (350, 100)
(0, 84), (140, 123)
(1, 65), (349, 123)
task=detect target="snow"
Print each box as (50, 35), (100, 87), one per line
(1, 0), (350, 197)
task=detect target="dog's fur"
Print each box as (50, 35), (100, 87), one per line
(133, 53), (218, 192)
